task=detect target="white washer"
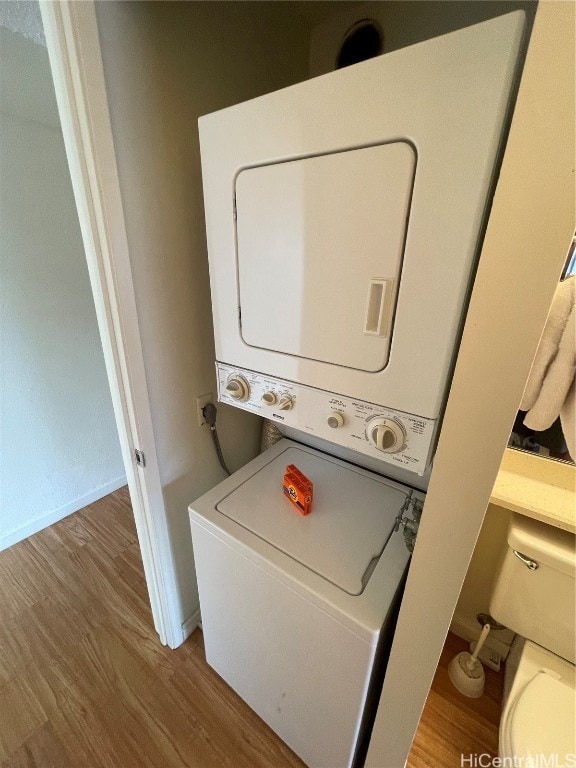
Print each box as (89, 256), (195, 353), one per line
(189, 440), (423, 768)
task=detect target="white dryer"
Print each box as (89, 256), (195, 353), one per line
(189, 440), (423, 768)
(199, 12), (526, 477)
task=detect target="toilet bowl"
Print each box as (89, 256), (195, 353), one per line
(499, 638), (575, 763)
(490, 514), (576, 763)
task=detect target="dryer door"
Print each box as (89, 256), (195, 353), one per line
(235, 142), (415, 373)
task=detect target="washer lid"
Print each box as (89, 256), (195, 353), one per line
(510, 672), (576, 759)
(216, 446), (409, 596)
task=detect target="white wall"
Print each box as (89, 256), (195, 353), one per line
(94, 1), (313, 623)
(451, 503), (512, 643)
(0, 26), (125, 549)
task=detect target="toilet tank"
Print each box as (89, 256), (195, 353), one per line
(490, 514), (575, 665)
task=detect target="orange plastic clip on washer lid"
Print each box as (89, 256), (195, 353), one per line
(282, 464), (313, 516)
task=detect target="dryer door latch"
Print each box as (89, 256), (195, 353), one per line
(394, 492), (423, 552)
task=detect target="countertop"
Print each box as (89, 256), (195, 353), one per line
(491, 448), (576, 534)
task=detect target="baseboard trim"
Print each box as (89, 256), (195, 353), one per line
(450, 615), (481, 643)
(181, 608), (202, 645)
(0, 475), (127, 551)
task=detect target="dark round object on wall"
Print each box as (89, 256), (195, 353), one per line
(336, 20), (383, 70)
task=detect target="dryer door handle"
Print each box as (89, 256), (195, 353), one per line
(364, 278), (392, 337)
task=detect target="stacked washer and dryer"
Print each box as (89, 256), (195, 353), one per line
(189, 13), (527, 768)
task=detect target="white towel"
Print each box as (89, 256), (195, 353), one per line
(521, 277), (574, 411)
(560, 375), (575, 459)
(522, 277), (575, 456)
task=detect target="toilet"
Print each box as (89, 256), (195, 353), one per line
(490, 513), (575, 763)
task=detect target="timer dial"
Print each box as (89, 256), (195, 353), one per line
(366, 417), (406, 453)
(225, 374), (250, 402)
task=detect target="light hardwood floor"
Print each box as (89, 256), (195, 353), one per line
(0, 488), (502, 767)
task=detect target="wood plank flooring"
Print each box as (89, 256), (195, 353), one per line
(0, 487), (502, 767)
(408, 633), (503, 768)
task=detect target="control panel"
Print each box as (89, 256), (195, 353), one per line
(216, 363), (437, 475)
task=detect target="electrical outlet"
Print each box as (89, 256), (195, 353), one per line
(196, 393), (213, 426)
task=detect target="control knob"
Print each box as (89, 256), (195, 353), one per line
(327, 412), (344, 428)
(277, 395), (294, 411)
(261, 391), (277, 406)
(366, 417), (405, 453)
(225, 374), (250, 402)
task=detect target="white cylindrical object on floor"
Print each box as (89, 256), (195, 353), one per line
(448, 624), (491, 698)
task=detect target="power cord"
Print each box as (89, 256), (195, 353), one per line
(202, 402), (231, 476)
